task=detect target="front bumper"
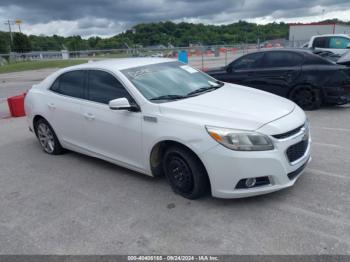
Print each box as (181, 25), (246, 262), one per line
(324, 94), (350, 105)
(200, 128), (311, 199)
(323, 88), (350, 105)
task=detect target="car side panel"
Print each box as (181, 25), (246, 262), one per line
(300, 65), (350, 104)
(248, 66), (302, 97)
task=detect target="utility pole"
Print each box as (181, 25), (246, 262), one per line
(4, 20), (13, 42)
(4, 19), (14, 52)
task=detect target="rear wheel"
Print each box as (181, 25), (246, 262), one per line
(163, 145), (209, 199)
(34, 118), (64, 155)
(289, 86), (322, 110)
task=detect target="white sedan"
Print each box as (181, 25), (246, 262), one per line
(25, 58), (311, 199)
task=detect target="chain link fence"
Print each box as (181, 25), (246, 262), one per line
(0, 39), (307, 71)
(0, 39), (309, 118)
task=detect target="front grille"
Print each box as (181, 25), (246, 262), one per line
(273, 124), (304, 139)
(286, 140), (308, 163)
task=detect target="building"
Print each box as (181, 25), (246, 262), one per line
(289, 22), (350, 42)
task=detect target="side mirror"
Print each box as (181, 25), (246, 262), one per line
(347, 43), (350, 49)
(109, 98), (139, 111)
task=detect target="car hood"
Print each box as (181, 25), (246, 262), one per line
(159, 83), (296, 131)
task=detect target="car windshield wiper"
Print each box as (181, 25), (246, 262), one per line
(186, 81), (224, 97)
(150, 94), (187, 101)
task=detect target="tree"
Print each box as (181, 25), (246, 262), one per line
(13, 33), (31, 53)
(88, 36), (101, 49)
(0, 32), (9, 53)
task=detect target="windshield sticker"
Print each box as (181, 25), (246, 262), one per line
(180, 65), (198, 74)
(127, 68), (154, 79)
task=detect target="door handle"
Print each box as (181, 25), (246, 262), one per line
(83, 112), (95, 121)
(48, 102), (56, 110)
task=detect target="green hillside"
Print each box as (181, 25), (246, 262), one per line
(0, 19), (348, 53)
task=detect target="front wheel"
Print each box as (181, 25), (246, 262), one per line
(289, 86), (322, 110)
(163, 145), (209, 199)
(34, 118), (64, 155)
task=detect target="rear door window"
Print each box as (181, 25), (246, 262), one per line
(262, 52), (303, 67)
(231, 52), (264, 70)
(50, 70), (85, 99)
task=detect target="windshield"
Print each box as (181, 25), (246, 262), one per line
(121, 61), (223, 102)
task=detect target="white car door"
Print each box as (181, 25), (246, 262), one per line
(80, 69), (144, 170)
(47, 70), (86, 148)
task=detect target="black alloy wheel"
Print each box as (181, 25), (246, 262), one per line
(290, 86), (322, 110)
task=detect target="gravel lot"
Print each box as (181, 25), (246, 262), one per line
(0, 67), (349, 255)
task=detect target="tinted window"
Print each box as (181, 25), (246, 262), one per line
(263, 52), (303, 67)
(88, 70), (132, 104)
(232, 53), (264, 70)
(313, 37), (329, 48)
(50, 70), (85, 99)
(329, 37), (350, 49)
(304, 53), (333, 65)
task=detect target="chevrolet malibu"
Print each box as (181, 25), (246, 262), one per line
(25, 58), (311, 199)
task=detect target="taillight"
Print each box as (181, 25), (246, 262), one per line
(344, 85), (350, 93)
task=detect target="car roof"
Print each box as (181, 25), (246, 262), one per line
(243, 48), (313, 56)
(311, 34), (350, 38)
(234, 48), (337, 65)
(60, 57), (177, 72)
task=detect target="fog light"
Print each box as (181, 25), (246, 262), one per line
(245, 178), (256, 188)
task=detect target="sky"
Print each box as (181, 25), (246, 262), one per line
(0, 0), (350, 38)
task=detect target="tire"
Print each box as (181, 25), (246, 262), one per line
(34, 118), (64, 155)
(289, 86), (322, 110)
(163, 145), (210, 199)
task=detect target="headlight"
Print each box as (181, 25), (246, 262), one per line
(206, 126), (274, 151)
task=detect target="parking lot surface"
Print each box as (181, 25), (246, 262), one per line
(0, 70), (349, 255)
